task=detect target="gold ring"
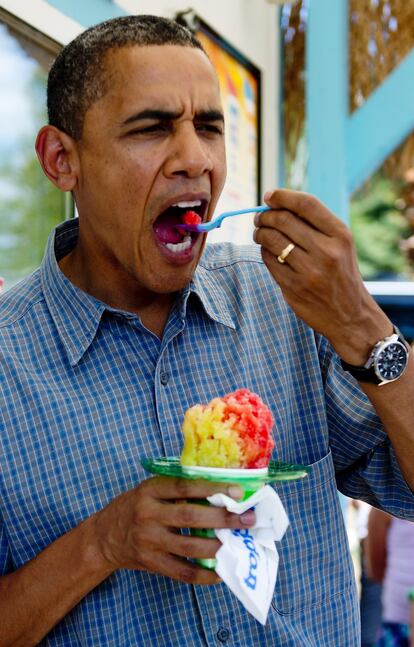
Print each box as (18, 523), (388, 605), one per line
(277, 243), (295, 264)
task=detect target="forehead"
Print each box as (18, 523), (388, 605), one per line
(102, 44), (221, 107)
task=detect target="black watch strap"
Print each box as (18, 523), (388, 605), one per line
(339, 358), (382, 384)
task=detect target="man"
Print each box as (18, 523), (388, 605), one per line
(0, 14), (413, 646)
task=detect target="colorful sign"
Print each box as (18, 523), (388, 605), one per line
(197, 24), (261, 244)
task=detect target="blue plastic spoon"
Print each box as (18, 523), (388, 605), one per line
(176, 205), (271, 233)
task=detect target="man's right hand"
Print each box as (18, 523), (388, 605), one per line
(0, 476), (254, 646)
(91, 476), (255, 585)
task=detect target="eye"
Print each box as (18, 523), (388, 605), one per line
(128, 123), (170, 135)
(196, 123), (224, 136)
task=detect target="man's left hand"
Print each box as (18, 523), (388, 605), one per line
(253, 189), (391, 364)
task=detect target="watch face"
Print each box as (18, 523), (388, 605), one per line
(375, 341), (408, 382)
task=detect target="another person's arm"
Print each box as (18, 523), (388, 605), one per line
(254, 189), (414, 491)
(364, 507), (391, 583)
(0, 477), (253, 647)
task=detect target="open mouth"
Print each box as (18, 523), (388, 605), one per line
(153, 199), (207, 254)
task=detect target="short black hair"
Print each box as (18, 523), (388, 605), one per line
(47, 14), (205, 140)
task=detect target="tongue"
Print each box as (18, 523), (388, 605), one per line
(153, 209), (184, 244)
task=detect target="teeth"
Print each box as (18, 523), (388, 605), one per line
(166, 235), (192, 253)
(172, 200), (202, 208)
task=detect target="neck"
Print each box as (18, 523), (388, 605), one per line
(58, 245), (174, 339)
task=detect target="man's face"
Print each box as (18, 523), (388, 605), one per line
(73, 44), (226, 296)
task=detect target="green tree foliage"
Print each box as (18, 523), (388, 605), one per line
(0, 67), (65, 289)
(0, 143), (65, 275)
(350, 174), (410, 280)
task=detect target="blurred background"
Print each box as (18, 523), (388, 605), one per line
(282, 0), (414, 281)
(1, 2), (414, 644)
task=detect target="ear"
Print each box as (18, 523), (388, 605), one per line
(35, 125), (79, 192)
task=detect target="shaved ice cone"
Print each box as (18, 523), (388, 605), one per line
(181, 388), (274, 469)
(180, 389), (275, 569)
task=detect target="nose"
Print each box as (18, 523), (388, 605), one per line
(163, 122), (213, 178)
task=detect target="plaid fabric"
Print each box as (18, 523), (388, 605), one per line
(1, 219), (413, 646)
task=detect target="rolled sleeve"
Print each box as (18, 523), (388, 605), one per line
(318, 334), (414, 519)
(336, 440), (414, 519)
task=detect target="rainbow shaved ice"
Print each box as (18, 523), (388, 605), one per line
(180, 389), (274, 469)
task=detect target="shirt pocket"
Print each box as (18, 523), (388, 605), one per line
(271, 450), (355, 614)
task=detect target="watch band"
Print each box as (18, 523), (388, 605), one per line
(340, 325), (409, 385)
(339, 359), (383, 384)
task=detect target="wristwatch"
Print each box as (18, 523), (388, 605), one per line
(340, 325), (410, 386)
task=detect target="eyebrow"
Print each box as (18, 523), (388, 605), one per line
(121, 108), (224, 126)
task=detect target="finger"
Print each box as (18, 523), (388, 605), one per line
(253, 226), (303, 270)
(145, 550), (221, 585)
(254, 216), (352, 276)
(142, 476), (244, 501)
(254, 209), (324, 253)
(262, 247), (306, 282)
(142, 525), (222, 560)
(260, 248), (307, 303)
(156, 501), (256, 530)
(170, 532), (222, 560)
(263, 189), (347, 237)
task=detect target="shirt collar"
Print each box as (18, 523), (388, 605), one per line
(40, 219), (106, 366)
(189, 251), (237, 330)
(40, 220), (236, 366)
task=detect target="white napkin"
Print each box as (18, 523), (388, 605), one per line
(207, 485), (289, 625)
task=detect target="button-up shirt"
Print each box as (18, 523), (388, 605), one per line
(1, 219), (413, 646)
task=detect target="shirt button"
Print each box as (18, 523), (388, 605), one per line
(217, 627), (230, 643)
(160, 371), (170, 385)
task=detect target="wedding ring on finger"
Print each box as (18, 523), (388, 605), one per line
(277, 243), (295, 264)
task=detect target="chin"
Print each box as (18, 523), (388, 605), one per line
(147, 270), (195, 295)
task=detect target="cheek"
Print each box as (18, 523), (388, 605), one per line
(214, 151), (227, 187)
(119, 152), (161, 202)
(108, 163), (150, 212)
(213, 160), (227, 200)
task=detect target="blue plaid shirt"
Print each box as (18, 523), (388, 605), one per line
(1, 219), (413, 646)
